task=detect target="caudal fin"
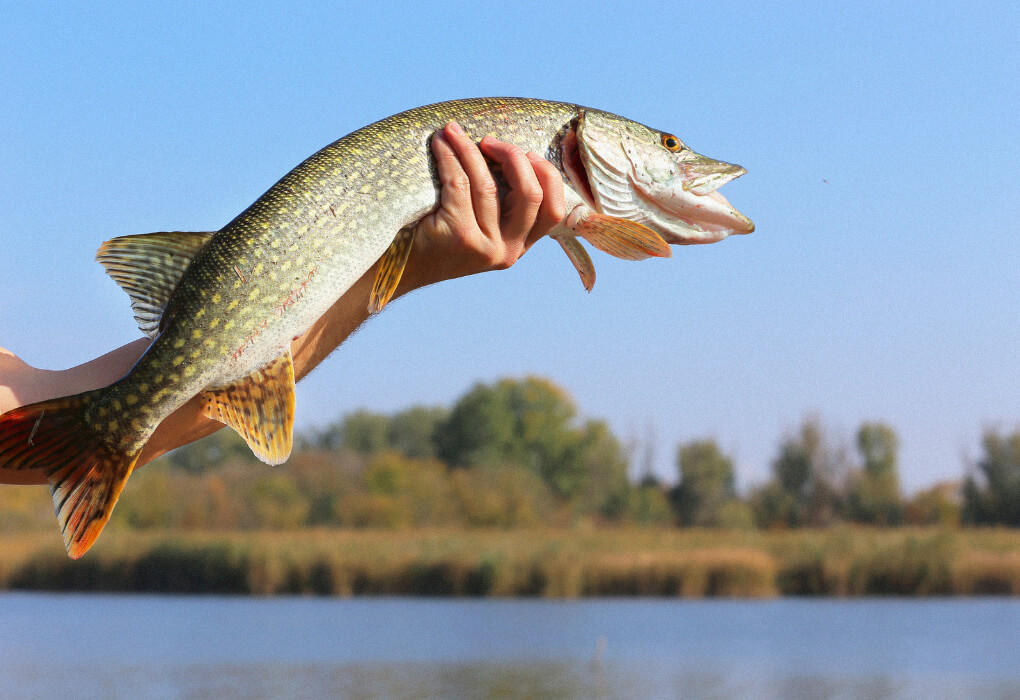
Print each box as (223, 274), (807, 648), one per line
(0, 395), (140, 558)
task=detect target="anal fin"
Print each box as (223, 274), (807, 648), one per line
(201, 349), (296, 465)
(369, 225), (416, 314)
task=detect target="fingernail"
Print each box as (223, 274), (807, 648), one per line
(447, 121), (464, 135)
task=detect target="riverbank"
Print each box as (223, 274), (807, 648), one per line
(3, 527), (1020, 596)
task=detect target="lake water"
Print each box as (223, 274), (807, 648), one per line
(1, 595), (1018, 699)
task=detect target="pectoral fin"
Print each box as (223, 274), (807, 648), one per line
(567, 208), (672, 261)
(201, 349), (296, 465)
(553, 235), (596, 292)
(369, 225), (416, 314)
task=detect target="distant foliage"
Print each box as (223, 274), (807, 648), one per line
(843, 423), (904, 525)
(0, 378), (1014, 536)
(750, 417), (847, 528)
(671, 439), (738, 527)
(434, 377), (629, 512)
(166, 429), (256, 473)
(963, 430), (1020, 526)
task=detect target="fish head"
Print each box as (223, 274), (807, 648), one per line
(562, 109), (754, 244)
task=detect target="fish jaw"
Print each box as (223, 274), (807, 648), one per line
(574, 110), (754, 245)
(634, 153), (755, 244)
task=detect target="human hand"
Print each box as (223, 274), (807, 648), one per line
(397, 121), (566, 293)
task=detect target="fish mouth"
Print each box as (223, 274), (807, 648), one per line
(646, 158), (755, 244)
(562, 123), (753, 245)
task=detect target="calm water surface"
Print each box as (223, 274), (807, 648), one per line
(1, 594), (1018, 699)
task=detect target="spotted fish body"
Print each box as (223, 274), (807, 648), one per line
(0, 98), (753, 557)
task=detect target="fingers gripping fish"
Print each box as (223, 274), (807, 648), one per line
(0, 98), (753, 557)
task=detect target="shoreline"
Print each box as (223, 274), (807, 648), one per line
(3, 527), (1020, 597)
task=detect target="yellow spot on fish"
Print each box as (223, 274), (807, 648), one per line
(132, 420), (143, 431)
(224, 320), (236, 330)
(190, 349), (202, 359)
(377, 190), (388, 199)
(210, 318), (220, 328)
(172, 355), (185, 367)
(108, 421), (119, 431)
(112, 400), (122, 411)
(212, 293), (221, 304)
(369, 156), (380, 165)
(99, 407), (108, 417)
(271, 240), (280, 248)
(138, 383), (148, 392)
(248, 288), (260, 300)
(360, 184), (372, 194)
(233, 280), (242, 289)
(253, 263), (265, 275)
(192, 329), (203, 339)
(227, 300), (239, 311)
(183, 366), (196, 377)
(173, 338), (185, 349)
(125, 394), (138, 406)
(204, 339), (217, 348)
(194, 308), (206, 320)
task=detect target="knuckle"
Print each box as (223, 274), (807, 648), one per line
(446, 173), (471, 194)
(521, 186), (545, 208)
(475, 178), (499, 199)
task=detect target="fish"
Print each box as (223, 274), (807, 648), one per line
(0, 97), (753, 558)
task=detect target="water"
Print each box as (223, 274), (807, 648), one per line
(2, 595), (1019, 699)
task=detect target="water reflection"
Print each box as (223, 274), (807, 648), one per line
(7, 661), (1020, 700)
(3, 596), (1020, 699)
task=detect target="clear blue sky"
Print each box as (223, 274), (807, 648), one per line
(1, 2), (1017, 492)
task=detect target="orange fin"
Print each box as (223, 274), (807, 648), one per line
(201, 349), (296, 465)
(569, 210), (672, 261)
(0, 394), (140, 559)
(96, 231), (215, 337)
(553, 235), (596, 292)
(369, 225), (416, 314)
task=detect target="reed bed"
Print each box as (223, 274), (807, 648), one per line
(3, 527), (1020, 597)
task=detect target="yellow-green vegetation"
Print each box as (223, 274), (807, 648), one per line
(4, 527), (1020, 597)
(3, 377), (1019, 595)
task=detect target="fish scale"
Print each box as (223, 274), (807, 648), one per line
(0, 97), (753, 557)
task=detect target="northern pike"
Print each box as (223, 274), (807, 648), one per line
(0, 97), (753, 557)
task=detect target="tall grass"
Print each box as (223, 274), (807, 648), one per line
(4, 527), (1020, 597)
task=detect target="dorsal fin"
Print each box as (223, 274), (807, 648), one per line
(200, 349), (296, 465)
(96, 231), (215, 337)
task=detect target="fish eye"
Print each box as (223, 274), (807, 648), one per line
(661, 134), (682, 152)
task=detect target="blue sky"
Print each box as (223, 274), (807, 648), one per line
(1, 2), (1017, 491)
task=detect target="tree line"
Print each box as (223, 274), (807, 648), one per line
(115, 375), (1018, 532)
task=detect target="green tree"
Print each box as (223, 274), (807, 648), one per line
(572, 419), (631, 516)
(905, 482), (961, 526)
(435, 377), (588, 498)
(672, 439), (737, 526)
(386, 405), (446, 459)
(340, 410), (391, 454)
(962, 430), (1020, 526)
(166, 429), (255, 473)
(844, 422), (903, 525)
(752, 417), (845, 527)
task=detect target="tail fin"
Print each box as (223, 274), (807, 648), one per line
(0, 395), (140, 558)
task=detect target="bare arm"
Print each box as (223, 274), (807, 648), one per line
(0, 124), (565, 485)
